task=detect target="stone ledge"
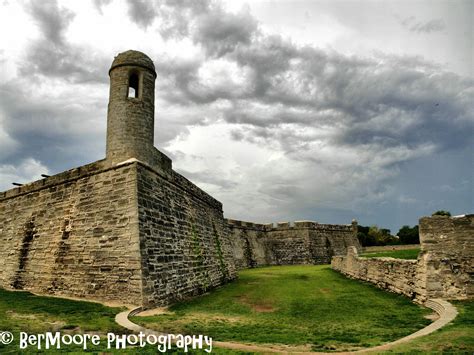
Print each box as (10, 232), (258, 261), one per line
(0, 159), (116, 201)
(225, 218), (353, 232)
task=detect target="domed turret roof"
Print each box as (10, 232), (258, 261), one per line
(109, 50), (155, 75)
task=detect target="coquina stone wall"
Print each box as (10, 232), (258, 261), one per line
(137, 163), (236, 307)
(332, 214), (473, 301)
(331, 247), (420, 299)
(0, 158), (237, 307)
(0, 160), (144, 305)
(418, 215), (473, 300)
(227, 219), (361, 269)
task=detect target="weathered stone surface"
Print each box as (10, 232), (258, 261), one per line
(137, 164), (236, 307)
(106, 50), (171, 173)
(332, 215), (474, 301)
(419, 215), (474, 300)
(227, 219), (361, 269)
(332, 247), (419, 299)
(0, 159), (236, 307)
(0, 162), (143, 305)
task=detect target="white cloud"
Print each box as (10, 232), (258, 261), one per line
(0, 158), (49, 191)
(0, 0), (472, 232)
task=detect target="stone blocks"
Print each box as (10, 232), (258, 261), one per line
(331, 215), (473, 301)
(227, 219), (361, 269)
(0, 159), (237, 307)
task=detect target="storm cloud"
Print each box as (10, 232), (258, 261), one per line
(0, 0), (471, 231)
(19, 0), (109, 83)
(400, 16), (446, 33)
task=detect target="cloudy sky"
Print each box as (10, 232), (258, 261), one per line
(0, 0), (472, 233)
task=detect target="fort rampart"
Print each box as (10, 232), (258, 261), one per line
(0, 160), (144, 305)
(227, 219), (361, 269)
(332, 215), (473, 301)
(0, 157), (237, 307)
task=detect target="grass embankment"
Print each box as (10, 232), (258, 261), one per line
(0, 288), (123, 333)
(134, 265), (431, 352)
(360, 248), (420, 260)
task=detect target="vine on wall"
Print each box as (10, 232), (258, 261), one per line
(243, 230), (257, 268)
(190, 222), (211, 291)
(212, 222), (228, 280)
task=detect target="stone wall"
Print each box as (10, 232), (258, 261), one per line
(363, 244), (421, 252)
(418, 215), (473, 300)
(332, 214), (473, 301)
(0, 160), (144, 305)
(227, 219), (361, 269)
(136, 163), (236, 307)
(332, 247), (419, 299)
(0, 157), (238, 307)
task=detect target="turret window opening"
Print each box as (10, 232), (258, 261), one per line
(128, 72), (139, 98)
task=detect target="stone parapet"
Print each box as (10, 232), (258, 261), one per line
(332, 247), (419, 299)
(226, 218), (361, 269)
(332, 214), (473, 301)
(0, 160), (108, 200)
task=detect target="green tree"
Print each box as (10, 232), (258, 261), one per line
(397, 225), (419, 244)
(357, 225), (376, 246)
(432, 210), (451, 216)
(357, 225), (399, 246)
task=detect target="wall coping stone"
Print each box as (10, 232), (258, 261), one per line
(225, 218), (353, 232)
(0, 156), (223, 211)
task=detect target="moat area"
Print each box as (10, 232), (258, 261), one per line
(1, 263), (473, 353)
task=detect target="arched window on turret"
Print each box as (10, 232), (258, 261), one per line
(128, 72), (139, 98)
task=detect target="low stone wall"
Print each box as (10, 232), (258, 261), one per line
(228, 219), (361, 269)
(332, 247), (419, 299)
(332, 214), (474, 301)
(363, 244), (420, 253)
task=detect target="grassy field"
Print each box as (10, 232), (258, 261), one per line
(384, 300), (474, 354)
(1, 265), (471, 353)
(0, 288), (123, 354)
(360, 248), (420, 260)
(0, 288), (124, 334)
(133, 265), (431, 352)
(0, 288), (242, 354)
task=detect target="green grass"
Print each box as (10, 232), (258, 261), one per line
(360, 248), (420, 260)
(384, 300), (474, 354)
(0, 288), (123, 353)
(0, 288), (124, 333)
(0, 288), (245, 354)
(0, 267), (471, 354)
(133, 265), (431, 352)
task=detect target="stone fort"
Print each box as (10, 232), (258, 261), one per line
(0, 50), (361, 307)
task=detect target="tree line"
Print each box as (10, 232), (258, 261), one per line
(357, 210), (451, 247)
